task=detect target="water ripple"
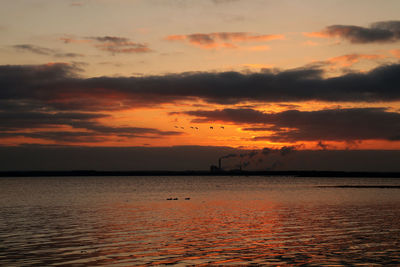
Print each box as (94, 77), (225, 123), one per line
(1, 176), (400, 265)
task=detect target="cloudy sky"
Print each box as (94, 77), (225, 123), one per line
(1, 0), (400, 170)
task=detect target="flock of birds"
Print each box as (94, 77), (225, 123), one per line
(166, 197), (191, 200)
(174, 126), (224, 130)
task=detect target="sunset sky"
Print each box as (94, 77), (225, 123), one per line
(1, 0), (400, 170)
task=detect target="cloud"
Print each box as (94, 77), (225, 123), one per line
(326, 53), (385, 67)
(0, 131), (106, 143)
(0, 108), (179, 136)
(70, 121), (181, 138)
(305, 53), (388, 72)
(60, 37), (91, 44)
(2, 62), (400, 114)
(180, 107), (400, 142)
(61, 35), (151, 54)
(391, 49), (400, 58)
(306, 20), (400, 43)
(0, 127), (181, 143)
(244, 45), (270, 51)
(87, 35), (151, 54)
(0, 110), (105, 131)
(88, 36), (130, 43)
(0, 64), (182, 144)
(12, 44), (83, 58)
(166, 32), (284, 49)
(241, 63), (274, 70)
(0, 105), (181, 144)
(302, 40), (319, 46)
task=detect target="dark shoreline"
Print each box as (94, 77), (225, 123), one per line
(318, 185), (400, 188)
(1, 170), (400, 178)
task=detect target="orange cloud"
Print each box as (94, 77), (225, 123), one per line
(302, 40), (320, 46)
(166, 32), (284, 49)
(303, 31), (330, 38)
(165, 35), (187, 41)
(95, 42), (151, 53)
(241, 63), (274, 69)
(391, 49), (400, 58)
(327, 53), (386, 67)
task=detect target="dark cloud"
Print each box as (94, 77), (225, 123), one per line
(0, 67), (182, 144)
(90, 36), (151, 53)
(180, 107), (400, 142)
(0, 108), (179, 136)
(184, 108), (268, 124)
(0, 127), (180, 143)
(62, 35), (152, 54)
(88, 36), (130, 43)
(0, 61), (400, 148)
(0, 131), (106, 143)
(55, 52), (83, 58)
(0, 106), (181, 143)
(70, 121), (180, 136)
(98, 43), (150, 54)
(0, 110), (105, 130)
(13, 44), (55, 55)
(310, 20), (400, 43)
(2, 62), (400, 113)
(166, 32), (284, 49)
(12, 44), (83, 58)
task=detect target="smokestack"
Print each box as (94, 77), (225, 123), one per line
(218, 158), (221, 169)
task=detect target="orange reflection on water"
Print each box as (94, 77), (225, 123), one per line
(87, 197), (310, 265)
(2, 176), (400, 266)
(74, 193), (400, 265)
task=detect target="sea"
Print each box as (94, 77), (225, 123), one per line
(0, 176), (399, 266)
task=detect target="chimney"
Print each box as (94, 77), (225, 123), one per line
(218, 158), (221, 170)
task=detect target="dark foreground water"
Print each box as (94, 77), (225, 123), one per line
(0, 176), (399, 266)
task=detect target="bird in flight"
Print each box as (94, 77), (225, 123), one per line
(221, 126), (224, 129)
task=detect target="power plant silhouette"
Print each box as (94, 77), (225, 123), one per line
(210, 155), (242, 172)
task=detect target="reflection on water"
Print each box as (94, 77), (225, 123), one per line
(0, 176), (400, 265)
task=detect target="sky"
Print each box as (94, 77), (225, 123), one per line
(1, 0), (400, 170)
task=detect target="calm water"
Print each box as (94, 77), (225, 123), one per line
(0, 176), (400, 266)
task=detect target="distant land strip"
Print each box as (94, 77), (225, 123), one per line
(318, 185), (400, 188)
(1, 170), (400, 178)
